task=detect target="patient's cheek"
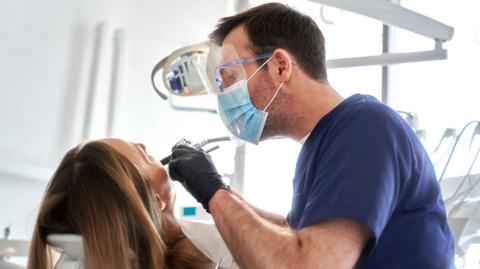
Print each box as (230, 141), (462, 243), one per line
(150, 166), (171, 197)
(161, 180), (175, 208)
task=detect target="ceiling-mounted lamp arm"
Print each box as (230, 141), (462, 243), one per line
(309, 0), (454, 42)
(326, 48), (448, 68)
(435, 39), (445, 50)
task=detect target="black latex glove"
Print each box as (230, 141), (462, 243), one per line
(168, 144), (230, 212)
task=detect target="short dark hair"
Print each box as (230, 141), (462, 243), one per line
(209, 2), (327, 81)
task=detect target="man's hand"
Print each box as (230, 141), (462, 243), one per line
(168, 144), (230, 212)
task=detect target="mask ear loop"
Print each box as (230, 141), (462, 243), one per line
(264, 56), (294, 111)
(263, 81), (284, 112)
(245, 55), (285, 112)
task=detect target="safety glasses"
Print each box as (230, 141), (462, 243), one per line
(214, 53), (272, 93)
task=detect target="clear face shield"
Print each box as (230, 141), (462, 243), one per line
(206, 43), (275, 144)
(206, 43), (273, 95)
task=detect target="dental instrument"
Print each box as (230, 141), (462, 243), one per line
(161, 137), (229, 165)
(214, 258), (222, 269)
(161, 145), (219, 165)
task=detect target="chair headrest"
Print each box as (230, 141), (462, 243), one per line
(46, 234), (84, 260)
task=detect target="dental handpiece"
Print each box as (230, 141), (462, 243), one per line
(160, 145), (220, 165)
(160, 136), (230, 165)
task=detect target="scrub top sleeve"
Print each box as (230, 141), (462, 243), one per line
(299, 106), (407, 252)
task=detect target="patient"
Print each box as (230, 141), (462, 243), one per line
(27, 138), (232, 269)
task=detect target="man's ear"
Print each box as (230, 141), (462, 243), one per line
(156, 193), (167, 211)
(270, 48), (293, 83)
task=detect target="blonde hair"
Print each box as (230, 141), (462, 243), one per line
(27, 141), (213, 269)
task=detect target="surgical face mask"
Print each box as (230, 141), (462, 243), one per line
(217, 57), (284, 144)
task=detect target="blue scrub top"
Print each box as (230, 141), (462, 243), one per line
(287, 94), (454, 268)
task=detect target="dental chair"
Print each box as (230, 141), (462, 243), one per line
(46, 234), (84, 269)
(46, 233), (226, 269)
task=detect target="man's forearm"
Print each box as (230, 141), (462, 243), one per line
(209, 190), (369, 269)
(232, 191), (289, 228)
(209, 190), (299, 269)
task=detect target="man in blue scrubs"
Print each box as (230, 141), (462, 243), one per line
(168, 3), (454, 268)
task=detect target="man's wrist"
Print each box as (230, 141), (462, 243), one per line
(208, 187), (232, 214)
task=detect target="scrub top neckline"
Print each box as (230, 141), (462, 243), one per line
(303, 94), (365, 147)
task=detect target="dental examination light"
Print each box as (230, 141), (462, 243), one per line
(151, 41), (212, 100)
(151, 41), (218, 114)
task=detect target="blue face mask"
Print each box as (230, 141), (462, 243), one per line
(217, 58), (284, 144)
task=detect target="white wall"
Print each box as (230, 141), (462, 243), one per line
(0, 0), (232, 240)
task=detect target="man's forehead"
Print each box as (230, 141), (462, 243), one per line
(221, 25), (252, 58)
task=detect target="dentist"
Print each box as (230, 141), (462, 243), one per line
(168, 3), (454, 269)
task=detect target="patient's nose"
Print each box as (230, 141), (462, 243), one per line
(137, 143), (147, 152)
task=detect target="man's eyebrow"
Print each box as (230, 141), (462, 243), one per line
(246, 44), (255, 53)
